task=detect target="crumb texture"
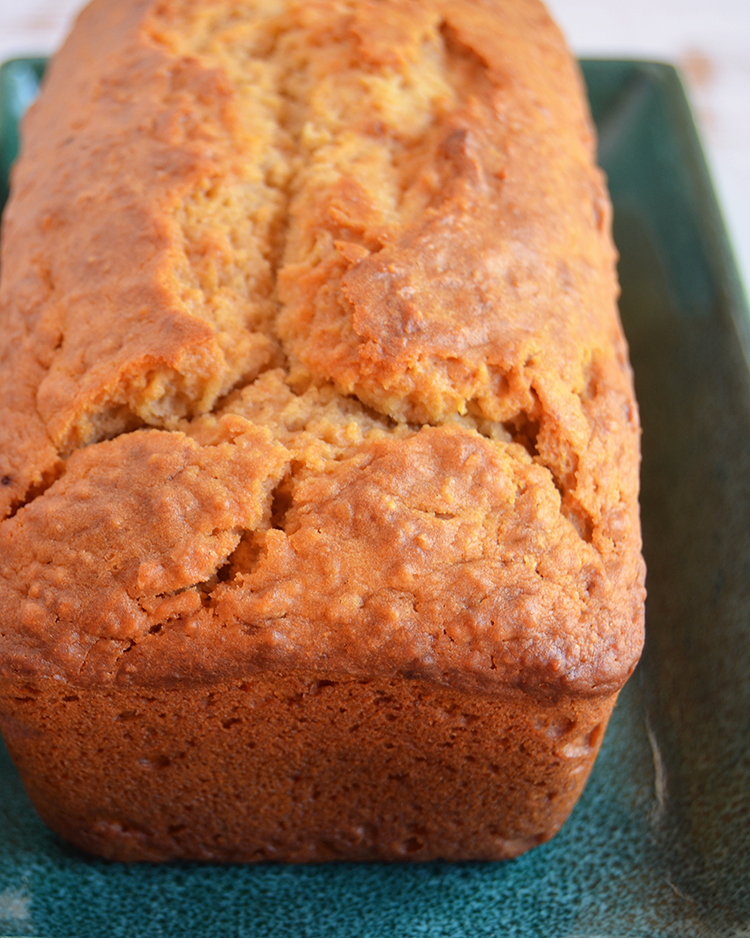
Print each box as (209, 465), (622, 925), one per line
(0, 0), (644, 696)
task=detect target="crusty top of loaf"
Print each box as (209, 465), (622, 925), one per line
(0, 0), (644, 697)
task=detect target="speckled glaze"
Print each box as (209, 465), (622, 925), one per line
(0, 59), (748, 937)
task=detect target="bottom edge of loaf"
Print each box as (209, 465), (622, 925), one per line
(0, 672), (616, 862)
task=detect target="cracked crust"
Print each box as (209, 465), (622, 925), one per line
(0, 0), (644, 861)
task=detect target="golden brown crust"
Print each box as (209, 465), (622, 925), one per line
(0, 0), (644, 698)
(0, 0), (645, 860)
(0, 676), (616, 862)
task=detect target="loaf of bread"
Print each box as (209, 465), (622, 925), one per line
(0, 0), (645, 862)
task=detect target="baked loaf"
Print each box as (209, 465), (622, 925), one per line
(0, 0), (645, 862)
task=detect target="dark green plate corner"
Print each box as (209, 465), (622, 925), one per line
(1, 58), (750, 938)
(0, 58), (46, 211)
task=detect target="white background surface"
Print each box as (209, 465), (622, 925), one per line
(0, 0), (748, 293)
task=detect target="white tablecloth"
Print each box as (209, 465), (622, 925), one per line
(0, 0), (748, 296)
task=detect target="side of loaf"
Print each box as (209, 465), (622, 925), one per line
(0, 0), (645, 861)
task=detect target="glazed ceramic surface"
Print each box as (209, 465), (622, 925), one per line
(0, 59), (749, 938)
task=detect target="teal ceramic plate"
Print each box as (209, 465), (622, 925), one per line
(0, 58), (749, 938)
